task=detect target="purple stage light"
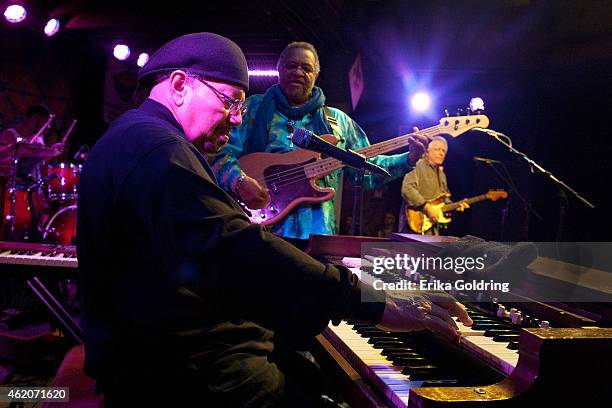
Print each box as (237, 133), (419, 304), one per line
(137, 53), (150, 67)
(248, 70), (279, 77)
(44, 18), (60, 36)
(4, 4), (27, 23)
(411, 92), (431, 112)
(469, 97), (485, 112)
(113, 44), (131, 61)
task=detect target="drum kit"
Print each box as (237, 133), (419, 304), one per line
(0, 142), (80, 245)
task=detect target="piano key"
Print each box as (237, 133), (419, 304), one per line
(493, 334), (521, 342)
(483, 329), (518, 337)
(453, 314), (519, 375)
(507, 342), (519, 350)
(328, 263), (521, 400)
(459, 334), (518, 375)
(0, 243), (78, 268)
(327, 322), (426, 407)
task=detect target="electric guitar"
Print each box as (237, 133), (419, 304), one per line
(406, 189), (508, 234)
(238, 115), (490, 225)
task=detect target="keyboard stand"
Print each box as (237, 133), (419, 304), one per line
(25, 276), (83, 344)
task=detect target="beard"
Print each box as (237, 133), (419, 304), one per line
(282, 82), (313, 105)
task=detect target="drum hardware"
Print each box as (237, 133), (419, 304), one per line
(42, 205), (77, 246)
(0, 116), (80, 243)
(0, 142), (62, 241)
(47, 162), (81, 203)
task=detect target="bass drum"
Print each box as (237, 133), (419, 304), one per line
(43, 205), (77, 246)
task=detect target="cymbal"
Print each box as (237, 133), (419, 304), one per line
(0, 142), (62, 161)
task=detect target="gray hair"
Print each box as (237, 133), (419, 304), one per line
(276, 41), (320, 75)
(428, 136), (448, 149)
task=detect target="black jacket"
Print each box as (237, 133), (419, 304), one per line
(77, 98), (384, 388)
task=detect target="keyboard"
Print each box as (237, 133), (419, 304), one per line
(0, 241), (77, 268)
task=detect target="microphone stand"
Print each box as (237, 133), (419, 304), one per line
(476, 160), (541, 241)
(475, 128), (595, 209)
(350, 170), (365, 236)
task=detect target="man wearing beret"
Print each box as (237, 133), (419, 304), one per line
(212, 42), (428, 247)
(77, 33), (471, 407)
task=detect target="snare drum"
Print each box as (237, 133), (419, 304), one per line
(47, 163), (81, 202)
(42, 205), (77, 246)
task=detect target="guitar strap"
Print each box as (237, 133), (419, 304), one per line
(323, 106), (344, 143)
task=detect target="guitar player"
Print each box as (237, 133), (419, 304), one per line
(401, 136), (468, 235)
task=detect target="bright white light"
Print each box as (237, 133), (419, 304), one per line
(4, 4), (27, 23)
(469, 97), (485, 112)
(44, 18), (60, 36)
(248, 70), (279, 77)
(113, 44), (131, 61)
(411, 92), (431, 112)
(136, 53), (149, 67)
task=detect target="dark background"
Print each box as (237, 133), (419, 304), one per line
(1, 0), (610, 241)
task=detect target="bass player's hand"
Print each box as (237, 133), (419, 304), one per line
(407, 126), (429, 165)
(235, 175), (270, 209)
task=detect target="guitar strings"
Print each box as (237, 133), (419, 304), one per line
(251, 126), (443, 188)
(250, 130), (440, 188)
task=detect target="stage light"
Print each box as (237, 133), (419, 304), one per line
(410, 92), (431, 112)
(469, 97), (485, 112)
(113, 44), (130, 61)
(248, 70), (279, 77)
(136, 53), (149, 67)
(4, 4), (27, 23)
(44, 18), (60, 36)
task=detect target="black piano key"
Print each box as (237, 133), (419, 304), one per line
(420, 379), (459, 387)
(401, 364), (444, 380)
(493, 334), (520, 342)
(355, 328), (384, 336)
(392, 357), (428, 366)
(367, 336), (401, 344)
(483, 329), (518, 337)
(370, 340), (406, 349)
(507, 342), (519, 350)
(381, 347), (414, 357)
(471, 323), (509, 331)
(388, 351), (422, 359)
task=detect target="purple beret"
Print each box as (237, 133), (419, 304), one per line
(138, 32), (249, 91)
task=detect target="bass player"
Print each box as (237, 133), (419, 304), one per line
(211, 41), (427, 248)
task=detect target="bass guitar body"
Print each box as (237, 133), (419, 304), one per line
(238, 135), (339, 225)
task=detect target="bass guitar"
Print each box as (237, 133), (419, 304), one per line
(239, 115), (490, 225)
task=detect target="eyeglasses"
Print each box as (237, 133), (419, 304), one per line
(193, 76), (246, 116)
(283, 62), (316, 74)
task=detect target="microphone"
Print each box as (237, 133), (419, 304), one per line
(291, 128), (390, 177)
(473, 155), (501, 165)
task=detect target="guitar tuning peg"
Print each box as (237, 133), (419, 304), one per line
(444, 109), (450, 117)
(456, 108), (464, 116)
